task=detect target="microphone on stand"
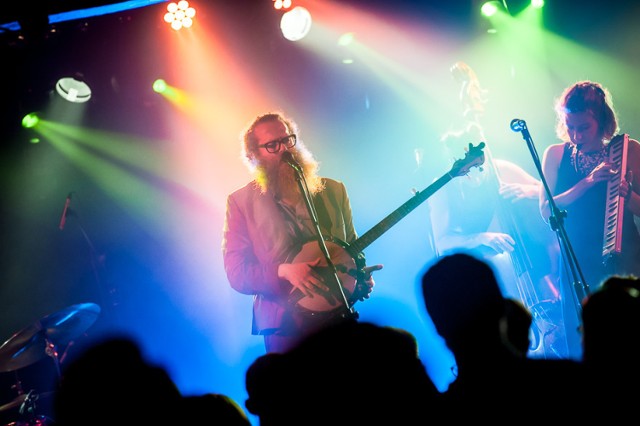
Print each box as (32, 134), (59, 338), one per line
(59, 192), (72, 230)
(510, 118), (526, 132)
(281, 150), (303, 173)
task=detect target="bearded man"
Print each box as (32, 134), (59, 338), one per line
(222, 112), (381, 353)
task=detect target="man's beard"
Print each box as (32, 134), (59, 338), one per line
(254, 149), (324, 198)
(255, 160), (300, 199)
(273, 162), (301, 200)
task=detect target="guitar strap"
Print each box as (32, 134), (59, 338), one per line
(312, 194), (333, 237)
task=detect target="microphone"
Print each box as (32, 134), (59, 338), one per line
(281, 150), (302, 173)
(510, 118), (526, 132)
(59, 192), (72, 230)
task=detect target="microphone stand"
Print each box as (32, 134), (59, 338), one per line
(285, 157), (357, 321)
(64, 202), (119, 327)
(511, 120), (590, 320)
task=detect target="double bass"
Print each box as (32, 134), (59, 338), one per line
(449, 61), (563, 358)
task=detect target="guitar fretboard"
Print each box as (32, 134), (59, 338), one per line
(349, 172), (455, 256)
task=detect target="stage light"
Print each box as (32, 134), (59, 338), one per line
(338, 33), (355, 64)
(337, 33), (355, 47)
(164, 0), (196, 30)
(280, 6), (312, 42)
(153, 79), (168, 93)
(481, 0), (542, 16)
(21, 113), (40, 129)
(481, 1), (502, 17)
(55, 75), (91, 103)
(273, 0), (292, 10)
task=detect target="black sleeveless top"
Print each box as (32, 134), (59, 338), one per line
(556, 142), (640, 289)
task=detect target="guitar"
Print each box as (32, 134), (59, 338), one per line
(288, 142), (486, 315)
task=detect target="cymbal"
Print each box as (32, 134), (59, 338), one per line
(0, 391), (55, 413)
(0, 394), (27, 413)
(0, 303), (101, 373)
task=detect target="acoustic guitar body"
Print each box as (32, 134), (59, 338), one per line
(288, 239), (363, 314)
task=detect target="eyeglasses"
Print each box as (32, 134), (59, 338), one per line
(257, 134), (297, 154)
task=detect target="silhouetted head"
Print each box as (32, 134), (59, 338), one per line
(246, 320), (439, 424)
(245, 352), (288, 422)
(501, 298), (533, 357)
(582, 275), (640, 365)
(421, 253), (506, 352)
(181, 393), (251, 426)
(54, 336), (182, 425)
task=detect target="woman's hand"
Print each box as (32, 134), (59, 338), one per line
(585, 161), (618, 186)
(620, 170), (634, 200)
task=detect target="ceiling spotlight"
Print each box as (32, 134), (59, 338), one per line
(480, 1), (503, 17)
(55, 76), (91, 103)
(280, 6), (312, 42)
(164, 0), (196, 30)
(21, 112), (40, 128)
(273, 0), (292, 10)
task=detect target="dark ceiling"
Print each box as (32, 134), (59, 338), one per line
(1, 0), (638, 144)
(0, 0), (136, 23)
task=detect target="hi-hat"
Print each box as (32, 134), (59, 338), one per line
(0, 303), (101, 373)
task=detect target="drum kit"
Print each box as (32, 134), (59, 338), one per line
(0, 303), (100, 426)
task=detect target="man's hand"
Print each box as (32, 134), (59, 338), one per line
(278, 258), (329, 298)
(354, 264), (384, 301)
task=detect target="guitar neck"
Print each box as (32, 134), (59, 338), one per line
(350, 172), (455, 255)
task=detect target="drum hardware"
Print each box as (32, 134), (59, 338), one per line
(0, 303), (101, 374)
(0, 389), (55, 426)
(0, 303), (99, 426)
(3, 414), (53, 426)
(0, 394), (27, 413)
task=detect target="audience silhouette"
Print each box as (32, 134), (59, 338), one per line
(502, 298), (534, 358)
(52, 335), (250, 426)
(244, 352), (288, 426)
(245, 319), (442, 425)
(581, 274), (640, 418)
(53, 336), (182, 425)
(420, 252), (584, 420)
(41, 259), (640, 425)
(180, 392), (251, 425)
